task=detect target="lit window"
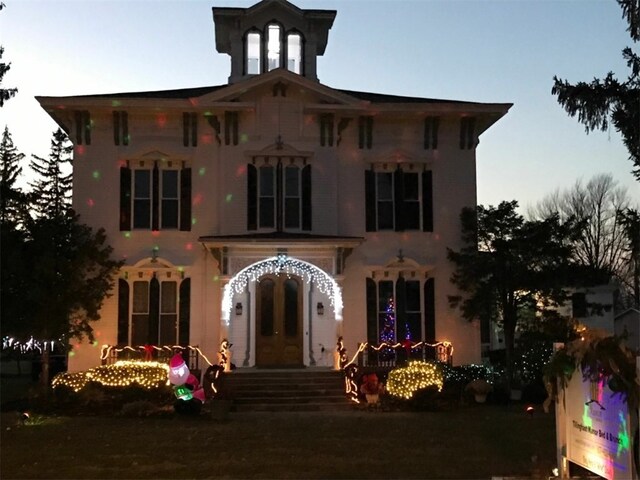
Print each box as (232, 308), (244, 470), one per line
(287, 33), (301, 74)
(267, 24), (281, 71)
(246, 32), (261, 74)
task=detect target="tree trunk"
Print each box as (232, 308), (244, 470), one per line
(40, 348), (50, 392)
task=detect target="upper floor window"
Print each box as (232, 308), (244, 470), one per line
(247, 157), (311, 231)
(75, 110), (91, 145)
(365, 166), (433, 232)
(113, 111), (129, 146)
(459, 116), (476, 149)
(267, 24), (281, 71)
(287, 33), (302, 74)
(120, 160), (192, 231)
(246, 31), (262, 75)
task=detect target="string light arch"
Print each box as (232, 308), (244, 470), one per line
(221, 254), (343, 325)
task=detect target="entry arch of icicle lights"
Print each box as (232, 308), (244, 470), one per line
(221, 254), (343, 326)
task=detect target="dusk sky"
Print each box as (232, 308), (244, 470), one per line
(1, 0), (638, 209)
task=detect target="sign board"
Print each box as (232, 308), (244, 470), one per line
(560, 366), (636, 479)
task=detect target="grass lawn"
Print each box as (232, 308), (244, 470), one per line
(0, 404), (557, 479)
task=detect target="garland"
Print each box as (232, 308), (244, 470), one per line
(544, 330), (639, 411)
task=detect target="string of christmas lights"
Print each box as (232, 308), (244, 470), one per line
(386, 361), (444, 399)
(100, 344), (214, 367)
(343, 340), (454, 368)
(52, 361), (170, 392)
(2, 335), (61, 353)
(222, 254), (343, 325)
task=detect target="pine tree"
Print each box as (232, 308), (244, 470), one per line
(29, 128), (72, 219)
(0, 4), (18, 107)
(379, 297), (396, 344)
(552, 0), (640, 180)
(0, 126), (26, 225)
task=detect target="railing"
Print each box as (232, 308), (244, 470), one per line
(340, 339), (454, 403)
(100, 344), (205, 372)
(349, 341), (453, 368)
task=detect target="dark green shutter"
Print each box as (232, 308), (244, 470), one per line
(395, 276), (407, 340)
(113, 112), (121, 146)
(183, 113), (189, 147)
(432, 117), (439, 149)
(152, 162), (159, 231)
(366, 278), (378, 343)
(119, 166), (131, 231)
(179, 278), (191, 345)
(422, 170), (433, 232)
(247, 164), (257, 230)
(276, 161), (283, 232)
(180, 167), (192, 231)
(424, 278), (435, 343)
(191, 113), (198, 147)
(365, 169), (376, 232)
(148, 277), (160, 344)
(394, 167), (404, 231)
(122, 112), (129, 145)
(117, 279), (129, 345)
(302, 164), (312, 231)
(84, 111), (91, 145)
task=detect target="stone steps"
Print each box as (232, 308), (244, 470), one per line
(218, 368), (353, 412)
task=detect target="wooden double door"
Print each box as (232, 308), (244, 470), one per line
(255, 274), (303, 367)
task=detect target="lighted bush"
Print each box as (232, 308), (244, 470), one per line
(52, 361), (170, 392)
(386, 361), (444, 400)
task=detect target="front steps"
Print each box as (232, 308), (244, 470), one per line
(217, 368), (353, 412)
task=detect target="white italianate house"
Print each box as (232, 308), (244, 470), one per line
(37, 0), (511, 373)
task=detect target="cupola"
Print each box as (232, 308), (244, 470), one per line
(212, 0), (336, 84)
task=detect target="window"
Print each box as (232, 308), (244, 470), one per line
(224, 111), (239, 146)
(358, 116), (373, 149)
(460, 116), (476, 149)
(424, 116), (439, 150)
(319, 114), (334, 147)
(246, 31), (261, 75)
(120, 161), (192, 231)
(365, 167), (433, 232)
(287, 33), (302, 74)
(118, 277), (190, 346)
(365, 277), (427, 345)
(267, 24), (281, 71)
(75, 110), (91, 145)
(243, 26), (304, 76)
(183, 112), (197, 147)
(113, 111), (129, 146)
(247, 158), (311, 231)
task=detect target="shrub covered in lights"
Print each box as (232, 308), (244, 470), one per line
(386, 361), (444, 400)
(52, 361), (170, 393)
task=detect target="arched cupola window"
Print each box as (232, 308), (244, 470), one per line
(243, 25), (304, 76)
(245, 31), (262, 75)
(286, 32), (302, 74)
(266, 23), (282, 71)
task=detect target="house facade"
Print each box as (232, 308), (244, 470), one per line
(37, 0), (511, 372)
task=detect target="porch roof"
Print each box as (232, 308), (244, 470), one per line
(198, 232), (364, 248)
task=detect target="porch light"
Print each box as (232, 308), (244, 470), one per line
(317, 302), (324, 315)
(235, 302), (243, 315)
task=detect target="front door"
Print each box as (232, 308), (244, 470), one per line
(256, 274), (303, 367)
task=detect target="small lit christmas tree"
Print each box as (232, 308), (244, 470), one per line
(379, 297), (396, 361)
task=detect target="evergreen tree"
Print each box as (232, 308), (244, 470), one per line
(10, 128), (123, 387)
(448, 201), (579, 383)
(0, 4), (18, 107)
(0, 127), (29, 349)
(552, 0), (640, 180)
(0, 126), (27, 225)
(29, 129), (72, 219)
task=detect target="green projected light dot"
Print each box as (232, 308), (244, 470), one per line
(192, 218), (197, 225)
(123, 232), (131, 238)
(240, 133), (249, 143)
(226, 194), (233, 203)
(92, 171), (100, 180)
(199, 167), (206, 176)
